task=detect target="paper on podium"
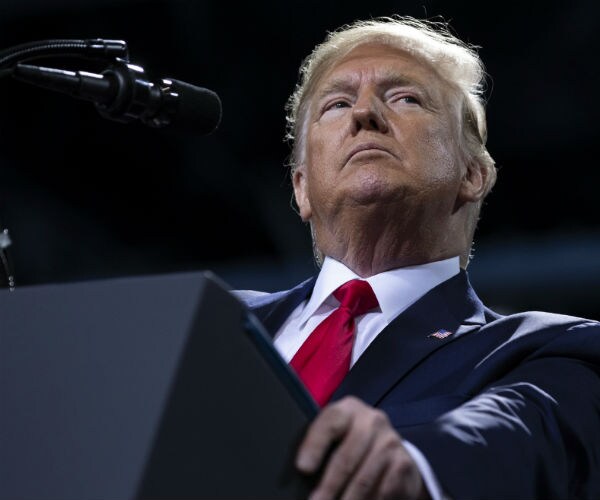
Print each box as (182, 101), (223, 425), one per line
(0, 271), (318, 499)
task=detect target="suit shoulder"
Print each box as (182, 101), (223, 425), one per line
(472, 311), (600, 376)
(232, 289), (270, 300)
(232, 288), (288, 307)
(482, 310), (600, 349)
(492, 310), (598, 330)
(232, 275), (317, 309)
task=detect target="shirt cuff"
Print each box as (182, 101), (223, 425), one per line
(403, 439), (450, 500)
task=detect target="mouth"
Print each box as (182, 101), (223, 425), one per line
(346, 143), (393, 163)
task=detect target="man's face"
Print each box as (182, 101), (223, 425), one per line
(293, 43), (478, 263)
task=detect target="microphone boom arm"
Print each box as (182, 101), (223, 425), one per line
(11, 60), (221, 133)
(0, 38), (128, 72)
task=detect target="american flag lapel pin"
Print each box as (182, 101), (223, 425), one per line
(428, 329), (453, 339)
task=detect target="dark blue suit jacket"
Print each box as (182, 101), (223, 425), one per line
(239, 270), (600, 499)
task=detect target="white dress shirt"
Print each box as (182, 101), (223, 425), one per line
(273, 255), (459, 500)
(274, 255), (459, 364)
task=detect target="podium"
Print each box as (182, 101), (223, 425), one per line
(0, 271), (317, 499)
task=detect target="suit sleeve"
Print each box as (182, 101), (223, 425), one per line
(400, 322), (600, 499)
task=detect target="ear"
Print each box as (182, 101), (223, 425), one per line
(458, 158), (488, 204)
(292, 164), (312, 221)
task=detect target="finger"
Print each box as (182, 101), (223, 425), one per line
(377, 450), (425, 500)
(310, 408), (388, 500)
(296, 398), (357, 473)
(340, 428), (398, 500)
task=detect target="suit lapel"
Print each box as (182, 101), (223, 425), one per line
(332, 271), (486, 406)
(246, 276), (316, 337)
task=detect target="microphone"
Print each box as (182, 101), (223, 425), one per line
(12, 60), (222, 135)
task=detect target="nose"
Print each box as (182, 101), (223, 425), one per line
(351, 94), (389, 134)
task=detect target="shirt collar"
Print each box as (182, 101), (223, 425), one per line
(298, 256), (460, 326)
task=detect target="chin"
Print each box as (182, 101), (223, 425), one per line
(345, 169), (399, 205)
(343, 156), (405, 204)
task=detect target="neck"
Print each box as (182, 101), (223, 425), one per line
(312, 208), (465, 278)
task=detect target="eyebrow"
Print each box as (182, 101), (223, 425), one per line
(316, 78), (358, 100)
(316, 70), (433, 102)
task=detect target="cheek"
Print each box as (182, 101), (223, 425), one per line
(305, 125), (340, 178)
(306, 131), (324, 165)
(410, 120), (462, 185)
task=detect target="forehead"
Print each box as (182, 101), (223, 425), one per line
(315, 42), (448, 97)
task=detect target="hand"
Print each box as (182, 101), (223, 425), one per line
(296, 396), (429, 500)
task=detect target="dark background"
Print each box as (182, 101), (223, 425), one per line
(0, 0), (598, 318)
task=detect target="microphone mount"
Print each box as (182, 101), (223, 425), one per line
(12, 60), (181, 129)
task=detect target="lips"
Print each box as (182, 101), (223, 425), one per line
(346, 142), (393, 163)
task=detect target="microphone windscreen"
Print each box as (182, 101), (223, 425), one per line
(170, 79), (222, 135)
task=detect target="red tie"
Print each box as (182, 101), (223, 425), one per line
(290, 279), (379, 406)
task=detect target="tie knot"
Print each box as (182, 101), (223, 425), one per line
(333, 279), (379, 317)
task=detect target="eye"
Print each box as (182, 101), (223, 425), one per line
(388, 93), (421, 106)
(400, 95), (420, 105)
(324, 99), (351, 112)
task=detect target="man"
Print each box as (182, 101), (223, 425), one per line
(238, 16), (600, 499)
